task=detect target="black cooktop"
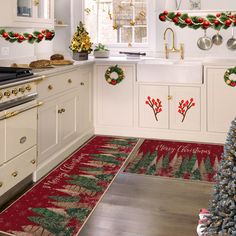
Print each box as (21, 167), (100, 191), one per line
(0, 67), (33, 81)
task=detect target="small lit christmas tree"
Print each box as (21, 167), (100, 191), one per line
(70, 21), (92, 53)
(205, 118), (236, 235)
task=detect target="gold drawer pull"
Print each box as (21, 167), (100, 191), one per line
(31, 159), (36, 164)
(0, 182), (3, 187)
(168, 95), (173, 100)
(80, 82), (85, 86)
(48, 85), (53, 90)
(68, 79), (72, 84)
(20, 136), (27, 144)
(12, 171), (18, 177)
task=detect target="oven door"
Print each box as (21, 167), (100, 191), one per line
(0, 100), (42, 162)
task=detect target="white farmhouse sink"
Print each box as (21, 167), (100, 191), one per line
(137, 58), (203, 84)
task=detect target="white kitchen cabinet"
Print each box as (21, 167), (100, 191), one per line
(36, 65), (94, 180)
(139, 84), (201, 131)
(206, 66), (236, 133)
(0, 0), (54, 28)
(95, 64), (135, 127)
(0, 121), (5, 166)
(37, 91), (77, 164)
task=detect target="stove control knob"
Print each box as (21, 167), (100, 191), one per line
(26, 85), (31, 91)
(12, 88), (18, 95)
(4, 90), (11, 98)
(19, 87), (25, 93)
(0, 92), (3, 100)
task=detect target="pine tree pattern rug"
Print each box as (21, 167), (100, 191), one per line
(0, 136), (138, 236)
(124, 139), (223, 182)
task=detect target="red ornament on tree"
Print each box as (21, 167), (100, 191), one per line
(176, 12), (181, 17)
(41, 29), (45, 34)
(225, 20), (232, 27)
(198, 18), (204, 23)
(37, 33), (44, 40)
(28, 34), (33, 39)
(229, 15), (234, 19)
(159, 15), (166, 21)
(203, 20), (210, 28)
(163, 10), (168, 15)
(185, 18), (192, 24)
(2, 32), (8, 38)
(173, 17), (179, 23)
(214, 20), (220, 26)
(46, 32), (52, 39)
(14, 33), (19, 37)
(18, 35), (25, 42)
(216, 13), (221, 18)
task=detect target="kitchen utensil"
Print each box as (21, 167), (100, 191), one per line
(212, 31), (223, 45)
(227, 27), (236, 50)
(197, 30), (213, 50)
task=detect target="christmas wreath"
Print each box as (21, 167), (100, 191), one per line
(104, 65), (125, 85)
(224, 67), (236, 87)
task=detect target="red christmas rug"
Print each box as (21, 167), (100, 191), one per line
(124, 139), (223, 182)
(0, 136), (138, 236)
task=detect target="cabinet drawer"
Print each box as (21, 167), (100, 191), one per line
(38, 70), (79, 99)
(0, 146), (36, 195)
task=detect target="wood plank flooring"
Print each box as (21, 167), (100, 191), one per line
(79, 173), (213, 236)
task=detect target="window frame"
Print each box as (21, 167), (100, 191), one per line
(81, 0), (156, 51)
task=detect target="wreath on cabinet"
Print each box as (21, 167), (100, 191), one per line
(224, 67), (236, 87)
(104, 65), (125, 86)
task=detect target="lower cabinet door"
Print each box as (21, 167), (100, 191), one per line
(207, 67), (236, 133)
(139, 85), (169, 129)
(169, 86), (201, 131)
(38, 98), (59, 164)
(59, 92), (77, 145)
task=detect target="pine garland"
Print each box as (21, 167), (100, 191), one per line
(0, 29), (55, 43)
(159, 11), (236, 30)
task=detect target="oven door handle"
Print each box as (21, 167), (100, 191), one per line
(0, 101), (43, 120)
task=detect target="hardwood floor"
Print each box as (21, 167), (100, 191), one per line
(79, 173), (213, 236)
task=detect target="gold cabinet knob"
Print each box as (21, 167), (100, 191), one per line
(12, 171), (18, 177)
(68, 79), (72, 84)
(61, 108), (65, 113)
(4, 90), (11, 97)
(0, 182), (3, 187)
(31, 159), (36, 164)
(80, 82), (85, 86)
(58, 109), (62, 114)
(0, 92), (3, 100)
(12, 88), (18, 95)
(168, 95), (173, 100)
(48, 85), (53, 90)
(19, 87), (25, 93)
(26, 85), (31, 91)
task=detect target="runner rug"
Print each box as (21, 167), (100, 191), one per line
(0, 136), (138, 236)
(124, 139), (223, 182)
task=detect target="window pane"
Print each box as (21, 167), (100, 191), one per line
(120, 27), (132, 43)
(135, 27), (147, 43)
(84, 0), (147, 45)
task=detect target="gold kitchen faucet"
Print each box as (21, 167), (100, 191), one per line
(163, 27), (184, 59)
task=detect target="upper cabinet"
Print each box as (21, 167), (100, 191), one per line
(0, 0), (54, 28)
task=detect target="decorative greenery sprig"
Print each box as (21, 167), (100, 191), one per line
(159, 11), (236, 30)
(145, 96), (163, 121)
(94, 43), (109, 51)
(0, 29), (55, 43)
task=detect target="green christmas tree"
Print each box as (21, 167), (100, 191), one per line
(205, 118), (236, 235)
(28, 208), (73, 235)
(205, 155), (214, 174)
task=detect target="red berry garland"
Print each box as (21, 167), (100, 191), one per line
(0, 29), (55, 43)
(159, 11), (236, 30)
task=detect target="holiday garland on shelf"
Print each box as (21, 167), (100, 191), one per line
(159, 11), (236, 30)
(224, 67), (236, 87)
(0, 29), (55, 43)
